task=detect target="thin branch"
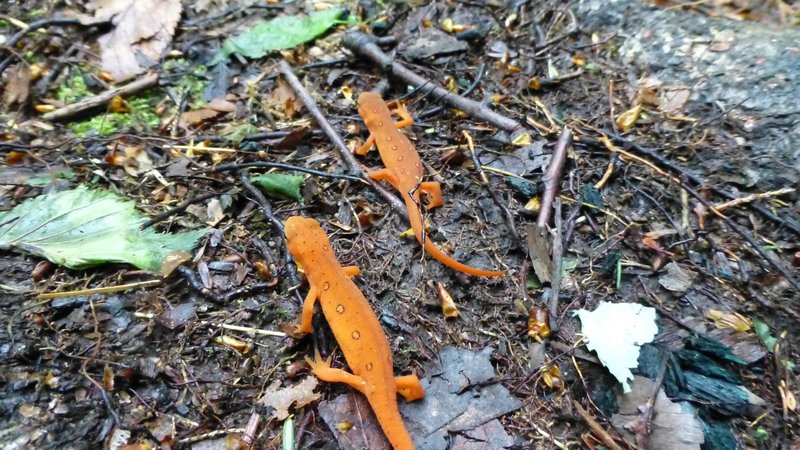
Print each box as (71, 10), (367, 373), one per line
(572, 401), (624, 450)
(537, 127), (572, 226)
(41, 73), (159, 121)
(549, 198), (563, 332)
(342, 32), (523, 132)
(276, 60), (406, 217)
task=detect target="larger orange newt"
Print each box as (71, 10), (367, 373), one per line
(285, 216), (424, 450)
(356, 92), (504, 277)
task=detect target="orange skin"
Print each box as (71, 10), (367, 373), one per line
(285, 216), (424, 450)
(356, 92), (504, 277)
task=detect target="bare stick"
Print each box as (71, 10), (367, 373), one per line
(572, 401), (624, 450)
(549, 198), (563, 332)
(342, 32), (522, 132)
(713, 187), (795, 211)
(277, 60), (406, 216)
(42, 72), (159, 121)
(140, 192), (221, 230)
(537, 127), (572, 227)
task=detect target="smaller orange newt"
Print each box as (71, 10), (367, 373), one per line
(357, 92), (504, 277)
(285, 216), (424, 450)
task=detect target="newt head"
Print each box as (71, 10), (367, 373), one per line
(358, 92), (388, 129)
(284, 216), (326, 261)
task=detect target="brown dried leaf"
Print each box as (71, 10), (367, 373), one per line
(3, 64), (31, 106)
(612, 376), (704, 450)
(661, 87), (691, 115)
(205, 98), (237, 113)
(266, 78), (303, 119)
(259, 377), (320, 421)
(179, 108), (222, 127)
(92, 0), (183, 82)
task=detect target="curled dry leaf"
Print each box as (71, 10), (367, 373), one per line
(3, 64), (31, 106)
(91, 0), (183, 82)
(259, 377), (320, 421)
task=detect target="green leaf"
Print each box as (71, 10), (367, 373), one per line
(0, 186), (206, 271)
(252, 173), (305, 203)
(215, 8), (343, 63)
(752, 321), (777, 352)
(526, 273), (542, 289)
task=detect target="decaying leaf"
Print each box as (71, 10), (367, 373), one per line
(575, 302), (658, 393)
(616, 104), (642, 132)
(611, 376), (704, 449)
(179, 98), (237, 127)
(3, 64), (31, 106)
(401, 347), (522, 449)
(0, 186), (206, 271)
(260, 377), (320, 421)
(659, 262), (697, 293)
(92, 0), (183, 82)
(105, 145), (154, 177)
(265, 78), (303, 119)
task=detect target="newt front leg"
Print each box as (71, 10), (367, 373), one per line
(295, 286), (319, 335)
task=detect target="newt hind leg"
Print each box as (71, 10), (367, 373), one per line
(395, 374), (424, 402)
(306, 349), (367, 393)
(418, 181), (443, 209)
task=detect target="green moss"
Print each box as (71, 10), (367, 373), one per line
(56, 74), (91, 104)
(68, 96), (161, 137)
(162, 58), (209, 103)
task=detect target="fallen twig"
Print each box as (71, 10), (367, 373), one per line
(713, 187), (795, 212)
(549, 198), (563, 332)
(41, 72), (159, 121)
(342, 32), (522, 132)
(36, 279), (162, 300)
(683, 182), (800, 292)
(537, 127), (572, 227)
(572, 400), (624, 450)
(586, 135), (800, 291)
(580, 134), (800, 236)
(276, 60), (406, 216)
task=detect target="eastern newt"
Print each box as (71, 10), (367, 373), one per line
(285, 216), (424, 450)
(356, 92), (504, 277)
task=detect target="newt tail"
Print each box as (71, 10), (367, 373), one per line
(404, 194), (504, 277)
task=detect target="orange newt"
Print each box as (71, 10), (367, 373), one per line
(356, 91), (504, 277)
(285, 216), (424, 450)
